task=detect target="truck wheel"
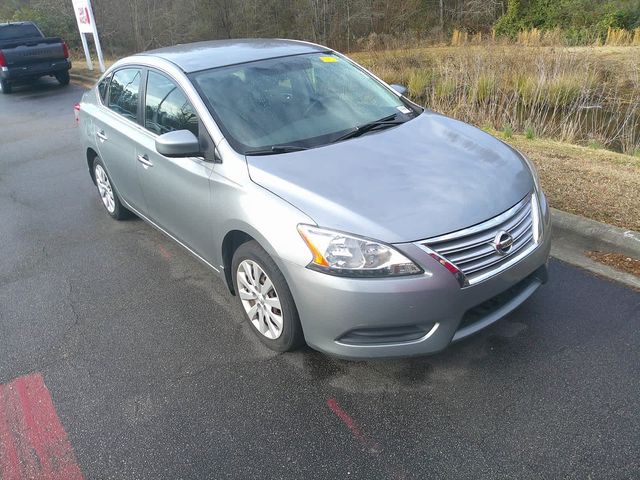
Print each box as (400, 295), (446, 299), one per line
(0, 79), (12, 94)
(55, 71), (70, 86)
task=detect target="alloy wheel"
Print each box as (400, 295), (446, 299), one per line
(95, 164), (115, 213)
(236, 259), (283, 339)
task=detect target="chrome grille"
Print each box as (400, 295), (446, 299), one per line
(418, 195), (538, 285)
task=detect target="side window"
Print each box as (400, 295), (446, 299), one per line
(144, 71), (198, 137)
(108, 68), (141, 121)
(97, 74), (111, 103)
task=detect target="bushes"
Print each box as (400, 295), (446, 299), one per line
(494, 0), (524, 38)
(2, 0), (637, 53)
(494, 0), (640, 43)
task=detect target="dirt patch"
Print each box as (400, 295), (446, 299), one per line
(587, 251), (640, 277)
(505, 135), (640, 232)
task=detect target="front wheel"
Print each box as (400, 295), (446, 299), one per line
(232, 241), (304, 352)
(55, 71), (70, 86)
(0, 79), (12, 94)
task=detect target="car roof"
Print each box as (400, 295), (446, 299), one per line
(137, 39), (330, 73)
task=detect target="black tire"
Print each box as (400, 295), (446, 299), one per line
(0, 79), (12, 94)
(231, 240), (305, 352)
(55, 70), (70, 86)
(92, 156), (131, 220)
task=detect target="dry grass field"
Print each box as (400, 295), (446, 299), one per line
(352, 45), (640, 154)
(501, 133), (640, 231)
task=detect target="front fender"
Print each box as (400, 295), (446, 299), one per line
(212, 179), (316, 284)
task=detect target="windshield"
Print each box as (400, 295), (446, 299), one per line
(190, 53), (418, 153)
(0, 24), (42, 41)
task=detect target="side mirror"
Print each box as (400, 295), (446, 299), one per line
(155, 130), (201, 158)
(390, 84), (408, 96)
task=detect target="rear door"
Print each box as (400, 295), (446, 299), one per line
(93, 67), (147, 213)
(135, 69), (215, 258)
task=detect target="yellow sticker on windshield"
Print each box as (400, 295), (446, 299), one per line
(319, 56), (338, 63)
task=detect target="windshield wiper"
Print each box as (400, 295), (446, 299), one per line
(332, 113), (406, 143)
(245, 145), (309, 156)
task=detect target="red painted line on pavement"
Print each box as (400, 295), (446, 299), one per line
(326, 398), (367, 443)
(327, 397), (381, 454)
(0, 373), (84, 480)
(326, 398), (413, 478)
(0, 385), (21, 480)
(158, 245), (172, 260)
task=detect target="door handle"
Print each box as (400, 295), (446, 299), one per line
(96, 130), (108, 141)
(137, 154), (154, 168)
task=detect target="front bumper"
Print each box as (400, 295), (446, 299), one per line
(0, 59), (71, 82)
(282, 199), (552, 359)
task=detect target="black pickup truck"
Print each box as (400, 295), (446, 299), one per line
(0, 21), (71, 94)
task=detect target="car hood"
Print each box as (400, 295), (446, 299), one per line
(246, 111), (534, 243)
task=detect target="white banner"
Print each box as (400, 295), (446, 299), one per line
(72, 0), (93, 34)
(71, 0), (105, 72)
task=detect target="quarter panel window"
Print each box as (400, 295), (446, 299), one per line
(144, 71), (198, 137)
(108, 68), (141, 121)
(98, 74), (111, 103)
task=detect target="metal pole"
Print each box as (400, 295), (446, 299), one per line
(92, 30), (106, 73)
(85, 0), (105, 72)
(79, 32), (93, 71)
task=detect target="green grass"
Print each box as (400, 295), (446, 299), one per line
(502, 124), (514, 139)
(525, 125), (536, 139)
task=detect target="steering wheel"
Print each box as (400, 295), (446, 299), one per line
(303, 97), (328, 117)
(214, 102), (269, 138)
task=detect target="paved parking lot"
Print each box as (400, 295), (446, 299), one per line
(1, 78), (639, 479)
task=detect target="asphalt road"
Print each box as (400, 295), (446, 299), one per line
(1, 78), (639, 480)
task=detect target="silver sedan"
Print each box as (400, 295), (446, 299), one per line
(79, 39), (551, 359)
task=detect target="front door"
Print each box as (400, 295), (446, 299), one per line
(135, 69), (215, 260)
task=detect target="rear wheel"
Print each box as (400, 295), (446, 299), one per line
(0, 79), (12, 94)
(93, 156), (130, 220)
(55, 71), (70, 86)
(232, 241), (304, 352)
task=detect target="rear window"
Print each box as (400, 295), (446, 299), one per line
(0, 24), (42, 41)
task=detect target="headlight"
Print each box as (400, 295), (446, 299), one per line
(297, 225), (422, 277)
